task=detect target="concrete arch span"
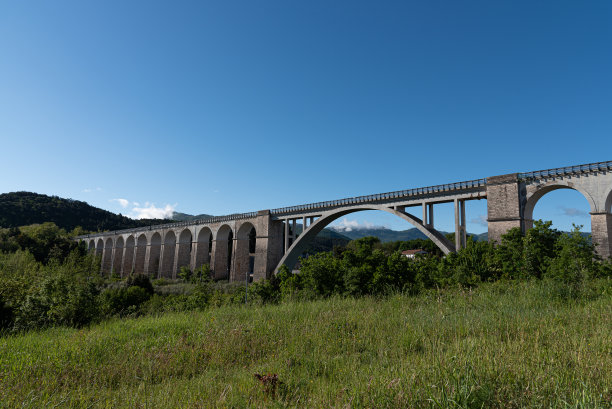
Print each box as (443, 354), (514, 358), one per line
(276, 204), (455, 272)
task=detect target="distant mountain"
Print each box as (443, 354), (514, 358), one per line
(296, 226), (352, 253)
(331, 226), (489, 242)
(172, 212), (214, 222)
(333, 227), (428, 242)
(0, 192), (171, 232)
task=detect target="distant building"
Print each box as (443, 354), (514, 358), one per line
(401, 249), (427, 258)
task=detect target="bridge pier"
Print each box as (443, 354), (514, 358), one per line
(455, 199), (466, 250)
(486, 173), (525, 244)
(591, 212), (612, 260)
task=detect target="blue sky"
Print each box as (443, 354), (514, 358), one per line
(1, 1), (610, 234)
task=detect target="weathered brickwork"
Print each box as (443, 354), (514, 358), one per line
(486, 173), (524, 244)
(591, 213), (612, 260)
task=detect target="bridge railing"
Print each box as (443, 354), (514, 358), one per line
(78, 211), (259, 239)
(76, 178), (488, 239)
(269, 178), (488, 217)
(519, 160), (612, 181)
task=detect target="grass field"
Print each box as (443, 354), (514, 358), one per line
(1, 280), (610, 408)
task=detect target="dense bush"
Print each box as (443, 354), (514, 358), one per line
(0, 220), (610, 333)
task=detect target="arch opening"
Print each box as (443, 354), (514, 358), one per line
(195, 227), (212, 272)
(234, 223), (256, 282)
(112, 237), (125, 276)
(148, 233), (162, 277)
(161, 231), (176, 278)
(96, 239), (104, 257)
(122, 236), (135, 276)
(213, 225), (233, 280)
(88, 240), (95, 251)
(177, 229), (192, 272)
(102, 238), (114, 275)
(134, 234), (147, 274)
(525, 187), (592, 233)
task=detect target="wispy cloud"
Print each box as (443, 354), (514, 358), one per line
(130, 202), (176, 219)
(331, 218), (386, 232)
(82, 187), (102, 193)
(559, 207), (588, 217)
(470, 214), (488, 227)
(111, 198), (130, 208)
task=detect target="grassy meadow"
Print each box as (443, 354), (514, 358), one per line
(1, 280), (610, 408)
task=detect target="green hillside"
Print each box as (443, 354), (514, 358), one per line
(0, 192), (169, 232)
(171, 212), (214, 221)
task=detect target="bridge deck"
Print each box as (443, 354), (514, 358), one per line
(77, 160), (612, 239)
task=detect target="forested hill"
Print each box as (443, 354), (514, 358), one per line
(0, 192), (170, 232)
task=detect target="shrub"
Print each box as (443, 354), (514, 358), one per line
(126, 273), (154, 295)
(99, 286), (150, 317)
(546, 225), (597, 298)
(16, 275), (100, 329)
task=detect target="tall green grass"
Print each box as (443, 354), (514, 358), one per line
(1, 279), (610, 408)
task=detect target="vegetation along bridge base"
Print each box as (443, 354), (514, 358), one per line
(77, 160), (612, 282)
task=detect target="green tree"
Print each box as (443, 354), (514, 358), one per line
(546, 225), (597, 298)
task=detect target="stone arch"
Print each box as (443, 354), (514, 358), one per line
(213, 225), (233, 280)
(161, 231), (176, 278)
(176, 229), (192, 272)
(276, 204), (454, 272)
(88, 240), (95, 251)
(102, 238), (113, 274)
(195, 227), (212, 270)
(113, 236), (124, 276)
(523, 182), (597, 230)
(134, 234), (147, 274)
(122, 235), (135, 276)
(605, 187), (612, 213)
(233, 222), (256, 282)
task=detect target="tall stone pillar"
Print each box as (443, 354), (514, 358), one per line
(253, 210), (284, 281)
(487, 173), (526, 244)
(591, 212), (612, 260)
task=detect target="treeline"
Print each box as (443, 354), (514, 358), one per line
(0, 191), (170, 232)
(1, 221), (611, 333)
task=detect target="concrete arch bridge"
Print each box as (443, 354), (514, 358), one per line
(77, 160), (612, 282)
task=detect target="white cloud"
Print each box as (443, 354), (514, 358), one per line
(559, 207), (588, 217)
(130, 202), (176, 219)
(111, 198), (130, 208)
(331, 218), (384, 232)
(470, 214), (488, 227)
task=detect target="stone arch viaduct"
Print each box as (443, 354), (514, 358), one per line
(77, 160), (612, 282)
